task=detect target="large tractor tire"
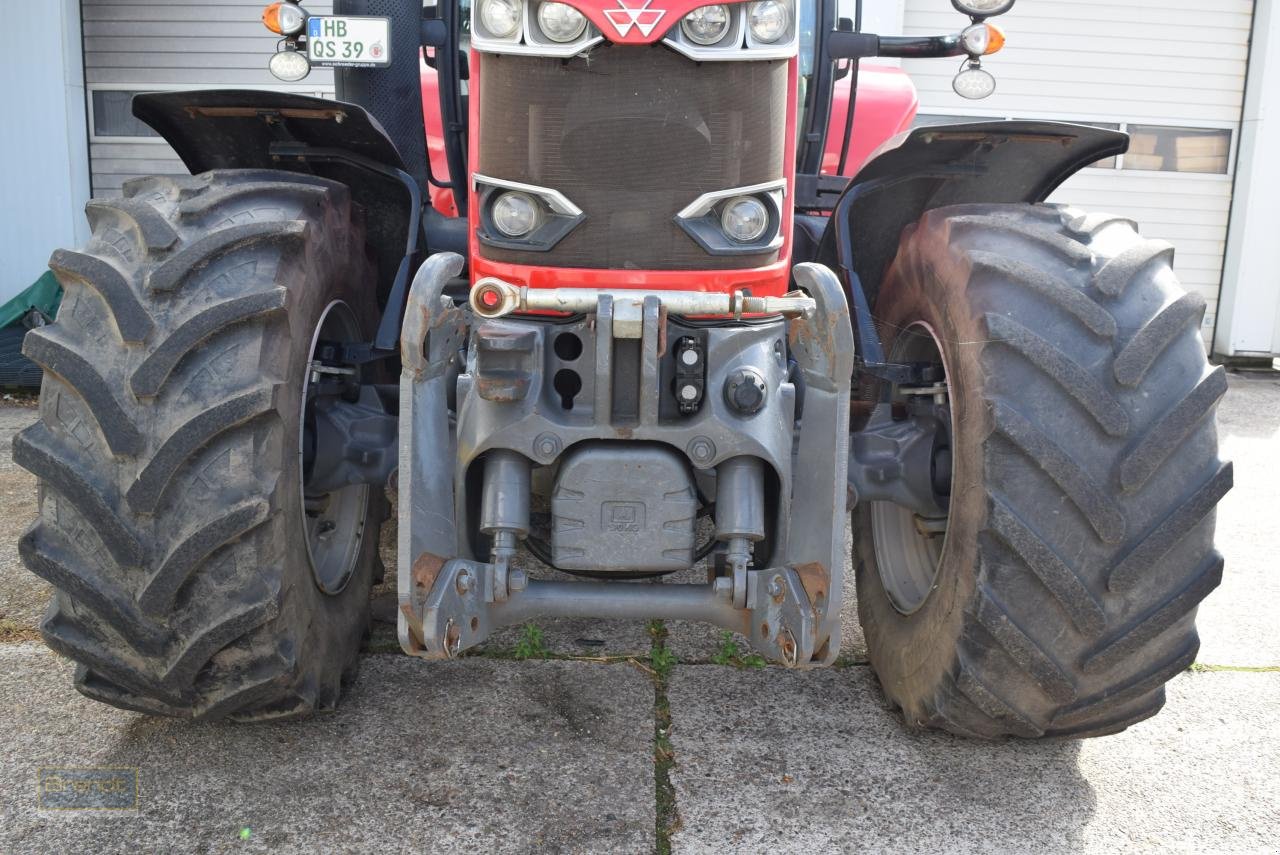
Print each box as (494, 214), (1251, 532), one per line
(15, 170), (386, 720)
(856, 203), (1230, 739)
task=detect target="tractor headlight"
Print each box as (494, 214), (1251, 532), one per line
(747, 0), (790, 44)
(537, 2), (588, 42)
(492, 192), (541, 237)
(269, 48), (312, 82)
(720, 197), (769, 243)
(952, 63), (997, 100)
(682, 5), (732, 46)
(951, 0), (1016, 18)
(480, 0), (522, 38)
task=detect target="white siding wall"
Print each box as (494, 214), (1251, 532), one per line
(83, 0), (336, 196)
(902, 0), (1254, 340)
(902, 0), (1252, 123)
(2, 0), (92, 302)
(1215, 0), (1280, 358)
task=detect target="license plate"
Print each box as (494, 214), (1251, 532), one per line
(307, 16), (391, 68)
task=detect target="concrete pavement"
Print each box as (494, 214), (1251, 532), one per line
(0, 371), (1277, 853)
(0, 404), (45, 639)
(1, 647), (655, 853)
(1197, 370), (1280, 666)
(666, 666), (1280, 853)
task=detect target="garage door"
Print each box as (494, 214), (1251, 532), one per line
(82, 0), (336, 197)
(902, 0), (1254, 343)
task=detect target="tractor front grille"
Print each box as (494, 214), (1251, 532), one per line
(475, 48), (788, 271)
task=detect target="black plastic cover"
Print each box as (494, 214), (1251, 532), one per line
(816, 120), (1129, 305)
(133, 89), (414, 302)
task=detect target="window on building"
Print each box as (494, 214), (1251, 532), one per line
(1124, 126), (1231, 175)
(90, 90), (160, 139)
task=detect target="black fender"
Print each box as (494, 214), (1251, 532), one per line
(132, 89), (460, 305)
(818, 120), (1129, 309)
(813, 120), (1127, 382)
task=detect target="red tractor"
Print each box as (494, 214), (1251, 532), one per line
(17, 0), (1229, 739)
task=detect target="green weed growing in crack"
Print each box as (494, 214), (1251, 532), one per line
(513, 623), (549, 660)
(650, 645), (678, 678)
(710, 631), (767, 669)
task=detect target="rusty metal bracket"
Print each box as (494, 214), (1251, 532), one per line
(398, 252), (467, 656)
(781, 263), (855, 665)
(745, 568), (818, 666)
(416, 559), (497, 659)
(409, 559), (817, 666)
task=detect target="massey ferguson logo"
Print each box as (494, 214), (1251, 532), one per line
(604, 0), (666, 38)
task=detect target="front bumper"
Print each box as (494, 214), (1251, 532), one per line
(396, 254), (853, 666)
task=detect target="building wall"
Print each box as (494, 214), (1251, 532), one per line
(901, 0), (1254, 345)
(1215, 0), (1280, 358)
(0, 0), (92, 303)
(82, 0), (335, 196)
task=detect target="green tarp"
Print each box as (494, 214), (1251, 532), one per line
(0, 270), (62, 329)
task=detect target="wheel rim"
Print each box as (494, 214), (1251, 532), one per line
(299, 301), (370, 595)
(870, 321), (954, 615)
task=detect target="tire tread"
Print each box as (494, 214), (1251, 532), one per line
(858, 203), (1228, 741)
(15, 171), (378, 721)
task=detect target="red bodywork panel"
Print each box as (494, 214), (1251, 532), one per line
(420, 57), (458, 218)
(825, 63), (918, 178)
(417, 14), (917, 296)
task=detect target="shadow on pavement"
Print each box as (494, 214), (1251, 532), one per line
(667, 666), (1096, 852)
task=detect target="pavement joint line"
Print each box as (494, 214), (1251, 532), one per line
(27, 640), (1280, 677)
(649, 619), (680, 855)
(19, 629), (1280, 675)
(355, 648), (1280, 680)
(25, 639), (1279, 681)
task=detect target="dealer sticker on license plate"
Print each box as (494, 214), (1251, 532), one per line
(307, 16), (391, 68)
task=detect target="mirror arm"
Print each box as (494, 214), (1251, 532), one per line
(827, 31), (967, 61)
(877, 34), (966, 58)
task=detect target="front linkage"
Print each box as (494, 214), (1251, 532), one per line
(397, 253), (853, 667)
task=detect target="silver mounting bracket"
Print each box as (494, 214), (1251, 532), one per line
(412, 558), (819, 666)
(417, 559), (496, 659)
(744, 567), (818, 667)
